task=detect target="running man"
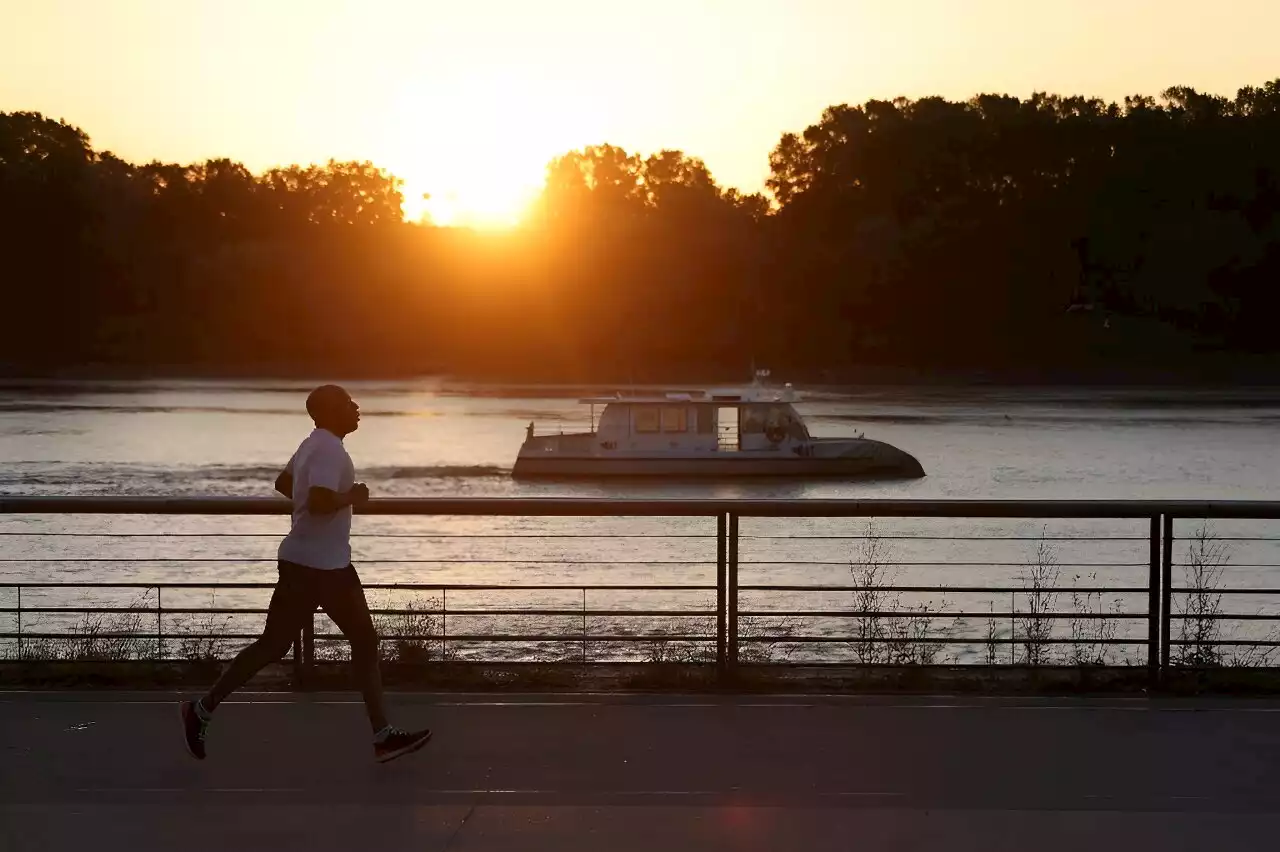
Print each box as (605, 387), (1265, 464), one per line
(180, 384), (431, 763)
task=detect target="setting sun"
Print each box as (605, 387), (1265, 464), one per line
(380, 74), (606, 228)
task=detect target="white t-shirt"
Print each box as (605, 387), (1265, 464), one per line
(277, 428), (356, 570)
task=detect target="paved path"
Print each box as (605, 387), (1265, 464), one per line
(3, 691), (1280, 850)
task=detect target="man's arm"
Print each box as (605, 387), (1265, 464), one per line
(307, 483), (369, 514)
(299, 443), (368, 514)
(274, 469), (293, 498)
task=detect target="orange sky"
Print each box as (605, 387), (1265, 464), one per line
(3, 0), (1277, 226)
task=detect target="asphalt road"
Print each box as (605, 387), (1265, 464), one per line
(3, 691), (1280, 850)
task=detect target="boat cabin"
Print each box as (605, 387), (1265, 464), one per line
(578, 391), (811, 454)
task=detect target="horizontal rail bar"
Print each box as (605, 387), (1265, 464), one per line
(0, 608), (719, 617)
(0, 633), (716, 643)
(4, 583), (717, 591)
(737, 662), (1164, 670)
(395, 609), (714, 618)
(1168, 640), (1280, 647)
(739, 636), (1145, 645)
(1167, 613), (1280, 621)
(736, 610), (1148, 620)
(0, 559), (1152, 568)
(742, 535), (1156, 542)
(321, 634), (714, 642)
(0, 531), (1190, 542)
(738, 561), (1150, 568)
(38, 609), (1280, 621)
(2, 584), (1153, 593)
(0, 607), (208, 615)
(1171, 589), (1280, 595)
(738, 585), (1152, 594)
(1170, 565), (1280, 570)
(0, 532), (713, 539)
(1, 633), (249, 641)
(0, 584), (1165, 594)
(6, 496), (1280, 518)
(0, 559), (717, 565)
(10, 633), (1244, 648)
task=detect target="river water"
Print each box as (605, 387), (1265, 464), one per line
(2, 379), (1278, 662)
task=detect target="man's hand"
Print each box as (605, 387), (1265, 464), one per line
(347, 482), (370, 506)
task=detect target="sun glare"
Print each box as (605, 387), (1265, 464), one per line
(407, 165), (539, 229)
(381, 75), (605, 229)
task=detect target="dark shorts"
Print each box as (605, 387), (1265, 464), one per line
(263, 559), (376, 644)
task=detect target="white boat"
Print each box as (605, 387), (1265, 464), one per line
(512, 374), (924, 480)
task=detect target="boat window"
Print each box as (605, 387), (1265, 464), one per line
(740, 405), (766, 433)
(635, 407), (660, 433)
(694, 405), (715, 434)
(662, 407), (688, 433)
(741, 404), (790, 435)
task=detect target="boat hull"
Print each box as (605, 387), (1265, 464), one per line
(512, 450), (925, 480)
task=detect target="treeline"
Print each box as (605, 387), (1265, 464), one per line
(3, 79), (1280, 382)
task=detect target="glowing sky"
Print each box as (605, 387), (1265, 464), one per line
(3, 0), (1277, 226)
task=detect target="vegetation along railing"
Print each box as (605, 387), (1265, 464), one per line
(2, 497), (1280, 680)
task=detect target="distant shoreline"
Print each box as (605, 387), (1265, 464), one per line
(4, 361), (1280, 390)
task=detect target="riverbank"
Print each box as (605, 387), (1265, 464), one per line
(5, 353), (1280, 389)
(7, 371), (1280, 398)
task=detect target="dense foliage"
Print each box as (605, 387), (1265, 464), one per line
(4, 79), (1279, 381)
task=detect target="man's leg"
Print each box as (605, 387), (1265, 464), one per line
(321, 565), (431, 762)
(202, 566), (316, 711)
(180, 563), (316, 759)
(318, 566), (388, 732)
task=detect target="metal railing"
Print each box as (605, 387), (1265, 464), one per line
(2, 497), (1280, 680)
(0, 580), (720, 670)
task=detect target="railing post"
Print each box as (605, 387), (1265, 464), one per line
(716, 513), (727, 673)
(1148, 516), (1162, 680)
(15, 586), (21, 660)
(302, 613), (315, 684)
(1161, 515), (1174, 669)
(727, 513), (739, 672)
(156, 586), (163, 661)
(1010, 591), (1016, 665)
(441, 587), (448, 662)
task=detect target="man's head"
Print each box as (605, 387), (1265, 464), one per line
(306, 384), (360, 437)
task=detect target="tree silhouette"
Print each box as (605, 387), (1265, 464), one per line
(3, 78), (1280, 381)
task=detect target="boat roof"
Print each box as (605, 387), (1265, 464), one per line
(578, 387), (796, 405)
